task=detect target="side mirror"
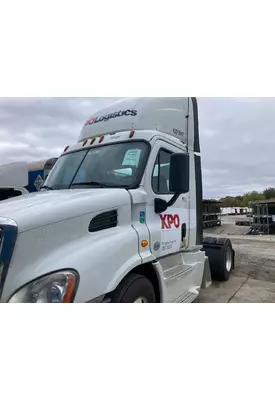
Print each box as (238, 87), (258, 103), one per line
(154, 152), (190, 214)
(169, 153), (190, 194)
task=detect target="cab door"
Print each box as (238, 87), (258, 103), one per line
(144, 140), (191, 302)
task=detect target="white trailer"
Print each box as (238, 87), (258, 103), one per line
(0, 98), (235, 303)
(0, 162), (29, 201)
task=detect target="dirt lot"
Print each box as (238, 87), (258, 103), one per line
(198, 215), (275, 303)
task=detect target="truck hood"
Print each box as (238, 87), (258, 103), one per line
(0, 189), (130, 233)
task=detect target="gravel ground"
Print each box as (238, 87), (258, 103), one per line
(197, 215), (275, 303)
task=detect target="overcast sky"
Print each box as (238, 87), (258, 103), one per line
(0, 97), (274, 198)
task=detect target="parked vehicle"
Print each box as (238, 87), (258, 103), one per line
(0, 162), (29, 201)
(26, 158), (58, 193)
(0, 158), (58, 202)
(0, 98), (235, 303)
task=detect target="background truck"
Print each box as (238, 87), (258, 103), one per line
(26, 157), (58, 193)
(0, 158), (58, 202)
(0, 97), (235, 303)
(0, 162), (29, 201)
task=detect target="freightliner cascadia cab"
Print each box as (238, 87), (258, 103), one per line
(0, 98), (234, 303)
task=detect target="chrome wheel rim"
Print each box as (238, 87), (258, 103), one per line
(134, 297), (148, 303)
(226, 248), (232, 272)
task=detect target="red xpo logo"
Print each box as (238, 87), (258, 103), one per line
(160, 214), (180, 230)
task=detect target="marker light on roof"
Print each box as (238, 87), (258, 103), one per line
(82, 140), (88, 147)
(90, 138), (96, 145)
(64, 146), (70, 152)
(99, 136), (104, 143)
(129, 130), (135, 138)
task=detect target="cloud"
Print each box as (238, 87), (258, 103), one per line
(0, 97), (116, 163)
(198, 97), (275, 197)
(0, 97), (274, 198)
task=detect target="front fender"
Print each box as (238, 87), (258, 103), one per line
(2, 219), (142, 303)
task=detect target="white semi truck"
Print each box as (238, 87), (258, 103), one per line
(0, 98), (235, 303)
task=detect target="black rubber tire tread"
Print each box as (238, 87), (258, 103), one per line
(203, 236), (217, 245)
(207, 238), (233, 281)
(216, 237), (228, 245)
(111, 273), (156, 303)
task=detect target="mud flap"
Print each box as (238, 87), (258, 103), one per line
(201, 257), (212, 289)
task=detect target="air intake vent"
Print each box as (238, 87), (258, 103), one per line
(89, 210), (118, 233)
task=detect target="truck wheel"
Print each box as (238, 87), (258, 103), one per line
(111, 273), (156, 303)
(203, 237), (234, 281)
(216, 239), (233, 281)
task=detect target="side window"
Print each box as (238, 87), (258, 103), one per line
(152, 149), (172, 194)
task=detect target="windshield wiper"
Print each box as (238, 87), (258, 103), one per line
(70, 181), (107, 188)
(41, 185), (54, 190)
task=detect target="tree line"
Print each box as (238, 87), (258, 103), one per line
(216, 188), (275, 207)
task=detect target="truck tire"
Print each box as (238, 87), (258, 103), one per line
(111, 273), (156, 303)
(203, 237), (234, 282)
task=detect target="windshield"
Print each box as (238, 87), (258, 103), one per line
(44, 141), (150, 190)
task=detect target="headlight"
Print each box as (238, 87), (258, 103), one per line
(8, 270), (79, 303)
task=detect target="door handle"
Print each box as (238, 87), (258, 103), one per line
(181, 223), (187, 241)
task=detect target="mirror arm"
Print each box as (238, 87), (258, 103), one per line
(167, 192), (180, 208)
(154, 193), (181, 214)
